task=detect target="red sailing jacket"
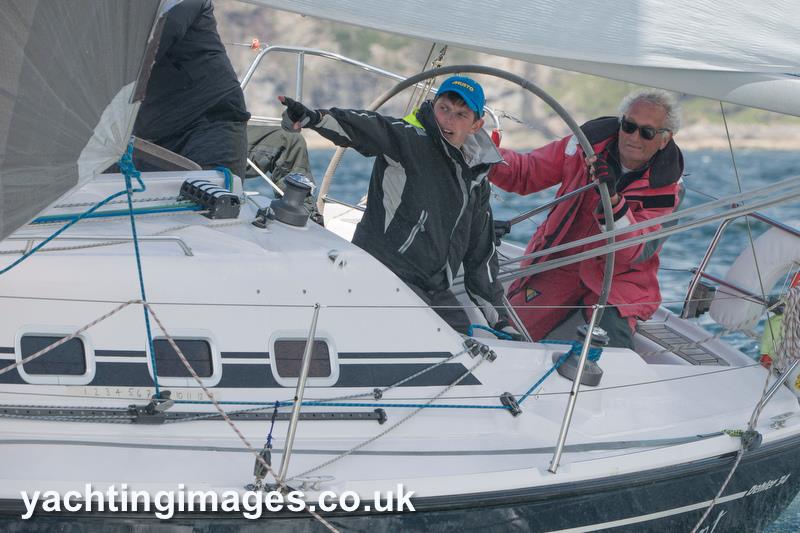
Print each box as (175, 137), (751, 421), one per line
(490, 117), (684, 320)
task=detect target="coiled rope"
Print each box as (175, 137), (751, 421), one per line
(775, 286), (800, 372)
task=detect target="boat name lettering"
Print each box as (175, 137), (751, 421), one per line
(745, 474), (790, 496)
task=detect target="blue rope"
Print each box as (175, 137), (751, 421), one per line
(518, 350), (572, 405)
(0, 163), (143, 277)
(299, 401), (508, 410)
(119, 140), (161, 397)
(540, 339), (604, 362)
(32, 204), (201, 224)
(214, 166), (234, 191)
(467, 323), (513, 340)
(173, 399), (510, 410)
(516, 340), (604, 405)
(265, 401), (280, 449)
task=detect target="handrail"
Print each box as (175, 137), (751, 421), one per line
(749, 211), (800, 239)
(681, 211), (800, 318)
(240, 45), (412, 93)
(692, 270), (771, 307)
(238, 44), (501, 146)
(680, 218), (735, 318)
(6, 235), (194, 257)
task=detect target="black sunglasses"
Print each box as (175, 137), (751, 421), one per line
(619, 116), (670, 141)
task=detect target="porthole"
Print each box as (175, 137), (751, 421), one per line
(269, 333), (339, 387)
(15, 329), (95, 385)
(146, 332), (221, 388)
(154, 339), (213, 378)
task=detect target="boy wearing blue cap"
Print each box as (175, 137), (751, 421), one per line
(278, 76), (519, 339)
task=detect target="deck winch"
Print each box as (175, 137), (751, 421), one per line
(554, 324), (606, 386)
(253, 172), (314, 228)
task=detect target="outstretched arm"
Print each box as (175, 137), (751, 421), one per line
(278, 96), (406, 160)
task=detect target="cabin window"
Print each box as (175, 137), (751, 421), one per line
(273, 340), (331, 378)
(15, 330), (95, 385)
(154, 339), (213, 378)
(147, 334), (221, 388)
(270, 335), (339, 387)
(20, 335), (86, 375)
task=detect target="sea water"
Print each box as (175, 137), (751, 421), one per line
(277, 147), (800, 531)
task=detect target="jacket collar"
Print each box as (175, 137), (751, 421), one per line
(416, 101), (503, 168)
(581, 116), (684, 188)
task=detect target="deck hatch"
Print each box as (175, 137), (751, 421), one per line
(637, 323), (730, 366)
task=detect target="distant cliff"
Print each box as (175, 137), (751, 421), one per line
(216, 0), (800, 150)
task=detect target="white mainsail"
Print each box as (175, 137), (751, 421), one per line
(0, 0), (163, 241)
(247, 0), (800, 116)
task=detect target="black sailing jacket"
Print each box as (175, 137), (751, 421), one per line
(311, 101), (507, 324)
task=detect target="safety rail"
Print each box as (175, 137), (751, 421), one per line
(6, 235), (194, 257)
(549, 305), (601, 474)
(237, 44), (501, 135)
(681, 212), (800, 318)
(278, 303), (321, 484)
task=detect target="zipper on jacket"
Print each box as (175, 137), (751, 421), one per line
(398, 210), (428, 254)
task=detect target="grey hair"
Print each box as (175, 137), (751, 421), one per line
(618, 89), (682, 134)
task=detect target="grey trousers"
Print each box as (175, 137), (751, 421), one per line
(544, 304), (634, 349)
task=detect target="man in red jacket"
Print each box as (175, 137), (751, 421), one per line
(490, 89), (684, 348)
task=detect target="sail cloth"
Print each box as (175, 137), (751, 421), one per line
(0, 0), (163, 241)
(249, 0), (800, 116)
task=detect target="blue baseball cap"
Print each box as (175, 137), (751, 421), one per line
(436, 76), (485, 117)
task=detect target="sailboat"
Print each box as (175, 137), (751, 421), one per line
(1, 1), (800, 531)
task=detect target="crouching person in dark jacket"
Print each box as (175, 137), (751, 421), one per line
(278, 76), (520, 340)
(133, 0), (250, 179)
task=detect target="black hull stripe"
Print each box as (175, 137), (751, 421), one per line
(3, 349), (450, 359)
(0, 362), (480, 387)
(95, 350), (146, 357)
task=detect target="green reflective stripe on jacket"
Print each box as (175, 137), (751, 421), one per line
(403, 109), (423, 129)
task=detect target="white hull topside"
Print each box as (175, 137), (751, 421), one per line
(0, 169), (798, 503)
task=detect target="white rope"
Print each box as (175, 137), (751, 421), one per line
(775, 286), (800, 371)
(0, 300), (139, 377)
(0, 299), (337, 531)
(143, 303), (340, 532)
